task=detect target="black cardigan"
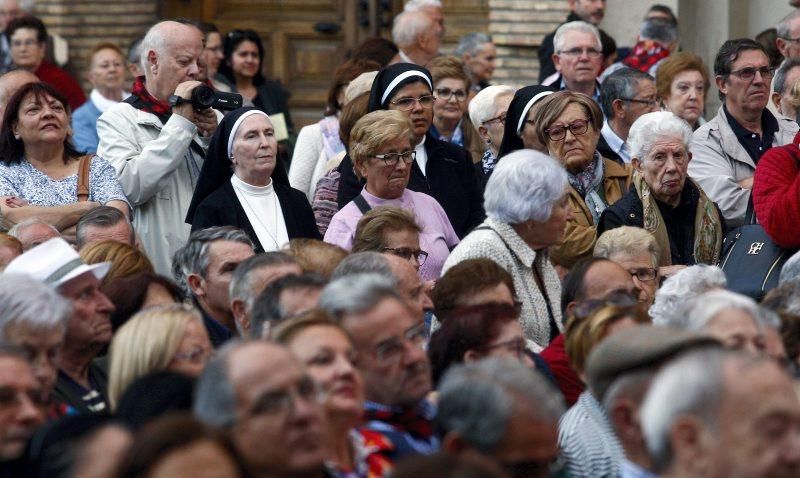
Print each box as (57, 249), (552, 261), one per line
(191, 181), (321, 252)
(336, 134), (485, 238)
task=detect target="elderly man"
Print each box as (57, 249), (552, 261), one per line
(0, 69), (36, 120)
(601, 18), (678, 81)
(585, 326), (719, 478)
(97, 20), (221, 275)
(194, 341), (329, 478)
(172, 226), (254, 348)
(250, 273), (326, 338)
(689, 39), (798, 227)
(0, 343), (44, 472)
(771, 57), (800, 119)
(539, 0), (615, 83)
(641, 348), (800, 477)
(7, 218), (60, 251)
(0, 275), (70, 414)
(455, 33), (496, 92)
(404, 0), (444, 39)
(542, 21), (603, 102)
(75, 206), (136, 250)
(594, 226), (662, 307)
(392, 10), (440, 67)
(228, 252), (302, 337)
(777, 10), (800, 61)
(320, 274), (439, 463)
(598, 68), (658, 164)
(5, 238), (114, 414)
(601, 111), (725, 266)
(436, 358), (564, 472)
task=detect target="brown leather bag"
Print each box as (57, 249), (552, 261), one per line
(76, 155), (91, 202)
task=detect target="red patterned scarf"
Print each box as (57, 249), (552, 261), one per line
(622, 39), (671, 73)
(127, 76), (172, 120)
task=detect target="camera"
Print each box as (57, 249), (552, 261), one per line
(169, 84), (243, 111)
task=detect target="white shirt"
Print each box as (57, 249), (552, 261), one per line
(601, 120), (631, 163)
(415, 135), (428, 176)
(90, 88), (130, 113)
(230, 174), (289, 251)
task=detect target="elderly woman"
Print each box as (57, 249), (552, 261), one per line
(594, 226), (662, 307)
(290, 59), (380, 199)
(0, 82), (128, 238)
(324, 110), (458, 280)
(443, 149), (570, 350)
(71, 43), (129, 153)
(649, 264), (726, 326)
(108, 304), (213, 409)
(497, 84), (556, 159)
(467, 85), (513, 181)
(273, 310), (384, 478)
(185, 107), (320, 252)
(599, 111), (724, 266)
(353, 206), (428, 272)
(655, 52), (710, 130)
(682, 290), (766, 355)
(7, 16), (86, 110)
(531, 91), (631, 269)
(432, 257), (518, 323)
(454, 33), (497, 93)
(336, 63), (484, 239)
(427, 56), (484, 162)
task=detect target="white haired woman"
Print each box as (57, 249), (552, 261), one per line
(599, 111), (724, 266)
(684, 290), (766, 355)
(467, 84), (513, 181)
(442, 150), (572, 351)
(649, 264), (726, 327)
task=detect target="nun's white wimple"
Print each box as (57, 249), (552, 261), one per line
(228, 110), (270, 159)
(516, 91), (555, 135)
(381, 71), (432, 105)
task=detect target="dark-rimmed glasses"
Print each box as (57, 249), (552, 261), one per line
(628, 267), (658, 282)
(390, 95), (435, 111)
(543, 118), (591, 142)
(482, 111), (508, 126)
(382, 246), (428, 266)
(435, 87), (467, 102)
(373, 150), (416, 167)
(728, 66), (775, 81)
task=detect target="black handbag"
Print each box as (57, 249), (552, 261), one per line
(719, 199), (796, 301)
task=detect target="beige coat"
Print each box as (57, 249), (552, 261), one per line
(688, 105), (798, 227)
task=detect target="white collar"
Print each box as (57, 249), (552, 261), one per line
(90, 89), (129, 113)
(601, 120), (630, 162)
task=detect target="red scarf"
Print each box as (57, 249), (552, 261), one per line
(128, 76), (172, 118)
(622, 39), (671, 73)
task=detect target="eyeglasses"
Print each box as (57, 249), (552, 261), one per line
(620, 97), (659, 108)
(782, 36), (800, 44)
(478, 337), (527, 359)
(628, 267), (658, 282)
(543, 118), (591, 142)
(373, 321), (427, 363)
(557, 47), (602, 58)
(435, 87), (467, 102)
(373, 150), (416, 167)
(572, 290), (640, 320)
(382, 246), (429, 266)
(481, 111), (508, 126)
(728, 66), (775, 81)
(389, 95), (435, 111)
(243, 375), (321, 418)
(0, 385), (46, 409)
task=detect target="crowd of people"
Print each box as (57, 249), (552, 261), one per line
(1, 0), (800, 476)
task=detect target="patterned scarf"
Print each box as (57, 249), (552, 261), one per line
(568, 153), (607, 224)
(622, 39), (671, 73)
(633, 171), (722, 266)
(481, 148), (496, 174)
(363, 403), (434, 440)
(127, 76), (172, 120)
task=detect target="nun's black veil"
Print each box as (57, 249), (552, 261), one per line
(496, 85), (556, 159)
(367, 62), (433, 113)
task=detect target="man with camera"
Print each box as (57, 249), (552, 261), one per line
(97, 20), (224, 274)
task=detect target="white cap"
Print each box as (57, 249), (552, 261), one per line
(5, 238), (110, 287)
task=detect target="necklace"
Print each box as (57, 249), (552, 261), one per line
(233, 181), (281, 250)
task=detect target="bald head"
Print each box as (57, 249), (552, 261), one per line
(0, 70), (37, 121)
(140, 20), (203, 101)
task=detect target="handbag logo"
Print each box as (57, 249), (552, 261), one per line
(747, 242), (765, 255)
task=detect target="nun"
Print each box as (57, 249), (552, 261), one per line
(186, 107), (320, 252)
(496, 84), (557, 159)
(335, 63), (484, 239)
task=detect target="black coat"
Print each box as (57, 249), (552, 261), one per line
(337, 134), (485, 238)
(538, 12), (617, 83)
(595, 134), (624, 166)
(191, 181), (321, 252)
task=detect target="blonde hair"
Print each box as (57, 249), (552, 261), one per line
(594, 226), (660, 269)
(352, 206), (421, 253)
(107, 304), (202, 409)
(285, 239), (348, 279)
(80, 240), (154, 286)
(350, 110), (414, 180)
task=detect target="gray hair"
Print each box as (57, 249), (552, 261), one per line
(454, 32), (492, 58)
(553, 21), (602, 53)
(318, 273), (402, 320)
(777, 9), (800, 40)
(600, 68), (654, 118)
(780, 250), (800, 286)
(774, 58), (800, 97)
(75, 206), (134, 250)
(763, 282), (800, 316)
(484, 150), (568, 225)
(467, 84), (514, 128)
(436, 358), (565, 452)
(639, 17), (678, 45)
(250, 273), (328, 338)
(172, 226), (253, 298)
(649, 265), (726, 327)
(628, 111), (693, 163)
(228, 252), (298, 311)
(0, 274), (70, 335)
(392, 11), (433, 48)
(127, 37), (143, 66)
(8, 218), (58, 239)
(330, 251), (397, 284)
(404, 0), (442, 11)
(193, 339), (242, 428)
(139, 21), (172, 73)
(641, 349), (762, 472)
(684, 290), (761, 332)
(594, 226), (659, 269)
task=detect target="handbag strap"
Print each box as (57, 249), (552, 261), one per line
(745, 193), (757, 225)
(353, 194), (372, 215)
(76, 155), (91, 202)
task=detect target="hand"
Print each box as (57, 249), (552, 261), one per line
(194, 107), (218, 138)
(738, 176), (754, 189)
(171, 80), (204, 120)
(4, 196), (27, 208)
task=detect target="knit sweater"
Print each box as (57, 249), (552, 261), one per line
(753, 131), (800, 248)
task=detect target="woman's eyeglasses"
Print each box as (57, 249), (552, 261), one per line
(382, 246), (428, 266)
(373, 150), (416, 167)
(543, 118), (591, 142)
(435, 87), (467, 102)
(390, 95), (435, 111)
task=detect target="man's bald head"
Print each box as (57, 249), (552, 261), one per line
(140, 20), (203, 101)
(0, 70), (37, 121)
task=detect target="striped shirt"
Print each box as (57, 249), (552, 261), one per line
(558, 391), (625, 477)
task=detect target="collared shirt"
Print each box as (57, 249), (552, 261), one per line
(723, 103), (779, 164)
(559, 77), (602, 104)
(415, 134), (429, 175)
(619, 459), (659, 478)
(601, 120), (631, 163)
(398, 49), (415, 65)
(558, 391), (625, 478)
(361, 400), (440, 462)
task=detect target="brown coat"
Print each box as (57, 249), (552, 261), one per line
(551, 158), (632, 268)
